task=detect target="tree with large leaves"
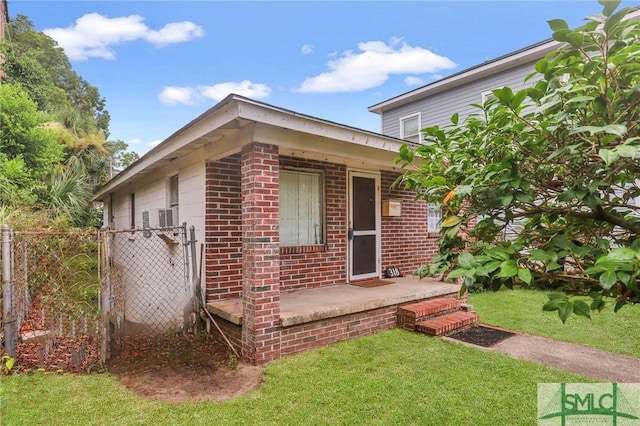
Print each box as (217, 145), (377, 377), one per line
(397, 1), (640, 321)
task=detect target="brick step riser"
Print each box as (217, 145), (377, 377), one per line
(397, 307), (462, 331)
(416, 312), (480, 337)
(397, 299), (462, 330)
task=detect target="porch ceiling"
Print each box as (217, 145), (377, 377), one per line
(206, 276), (459, 328)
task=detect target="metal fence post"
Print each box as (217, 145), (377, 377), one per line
(2, 224), (16, 357)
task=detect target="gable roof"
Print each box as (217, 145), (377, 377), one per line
(369, 7), (640, 115)
(368, 38), (560, 115)
(94, 94), (409, 201)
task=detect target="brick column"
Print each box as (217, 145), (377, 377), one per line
(241, 142), (281, 364)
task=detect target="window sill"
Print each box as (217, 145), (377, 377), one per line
(280, 245), (327, 255)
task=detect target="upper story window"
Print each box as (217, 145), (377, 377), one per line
(427, 203), (442, 232)
(280, 169), (324, 246)
(400, 112), (421, 143)
(169, 175), (179, 208)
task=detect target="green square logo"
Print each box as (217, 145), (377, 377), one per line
(538, 383), (640, 425)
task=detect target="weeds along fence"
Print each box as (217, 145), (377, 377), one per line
(1, 224), (200, 372)
(1, 226), (103, 372)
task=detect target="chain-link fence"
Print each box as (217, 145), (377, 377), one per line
(1, 224), (201, 372)
(102, 225), (198, 358)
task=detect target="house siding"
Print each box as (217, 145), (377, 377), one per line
(381, 61), (537, 137)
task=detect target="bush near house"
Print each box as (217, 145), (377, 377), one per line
(397, 1), (640, 321)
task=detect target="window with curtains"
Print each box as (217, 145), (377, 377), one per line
(400, 112), (421, 143)
(279, 169), (324, 246)
(427, 203), (442, 232)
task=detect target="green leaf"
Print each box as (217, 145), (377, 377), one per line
(602, 124), (627, 136)
(572, 300), (591, 319)
(510, 90), (527, 109)
(496, 260), (518, 278)
(599, 0), (620, 16)
(529, 249), (554, 262)
(459, 284), (468, 297)
(604, 7), (631, 34)
(566, 32), (585, 48)
(440, 215), (463, 228)
(447, 268), (468, 280)
(548, 292), (568, 301)
(614, 297), (628, 313)
(552, 29), (572, 43)
(547, 19), (569, 31)
(557, 301), (572, 323)
(543, 299), (561, 311)
(599, 149), (619, 166)
(535, 59), (549, 74)
(450, 113), (459, 125)
(497, 87), (513, 104)
(458, 252), (476, 269)
(607, 248), (640, 261)
(500, 193), (513, 206)
(599, 270), (617, 290)
(517, 268), (532, 284)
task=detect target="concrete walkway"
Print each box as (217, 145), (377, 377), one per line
(447, 330), (640, 383)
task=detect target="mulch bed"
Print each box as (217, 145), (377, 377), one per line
(448, 325), (515, 347)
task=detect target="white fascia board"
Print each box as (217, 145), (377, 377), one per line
(93, 101), (240, 200)
(236, 99), (405, 153)
(368, 39), (561, 114)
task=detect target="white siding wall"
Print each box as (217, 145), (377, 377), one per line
(177, 160), (206, 272)
(381, 62), (537, 138)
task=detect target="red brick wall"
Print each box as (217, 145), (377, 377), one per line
(280, 306), (399, 356)
(204, 154), (243, 301)
(241, 143), (281, 364)
(279, 156), (347, 291)
(204, 156), (438, 303)
(380, 171), (439, 277)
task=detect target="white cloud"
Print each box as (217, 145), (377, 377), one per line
(158, 80), (271, 105)
(158, 86), (198, 105)
(43, 13), (204, 61)
(404, 76), (425, 86)
(127, 138), (142, 145)
(297, 38), (456, 93)
(199, 80), (271, 102)
(146, 140), (162, 148)
(301, 44), (313, 55)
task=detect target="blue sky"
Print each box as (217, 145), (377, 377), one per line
(8, 1), (635, 155)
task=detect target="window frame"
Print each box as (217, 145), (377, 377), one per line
(399, 112), (422, 144)
(279, 168), (325, 248)
(169, 174), (179, 208)
(427, 203), (442, 233)
(130, 193), (135, 229)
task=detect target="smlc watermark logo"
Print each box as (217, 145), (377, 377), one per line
(538, 383), (640, 425)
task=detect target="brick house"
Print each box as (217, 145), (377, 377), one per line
(94, 94), (459, 364)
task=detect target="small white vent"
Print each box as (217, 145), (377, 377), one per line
(142, 208), (176, 228)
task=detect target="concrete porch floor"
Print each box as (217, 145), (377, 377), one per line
(206, 276), (460, 327)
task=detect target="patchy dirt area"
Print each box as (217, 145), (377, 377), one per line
(108, 333), (262, 403)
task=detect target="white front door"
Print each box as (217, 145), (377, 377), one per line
(348, 170), (381, 281)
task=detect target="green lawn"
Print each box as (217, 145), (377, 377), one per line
(469, 288), (640, 358)
(1, 329), (586, 426)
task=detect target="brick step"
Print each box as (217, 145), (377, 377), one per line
(416, 311), (480, 336)
(397, 298), (462, 331)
